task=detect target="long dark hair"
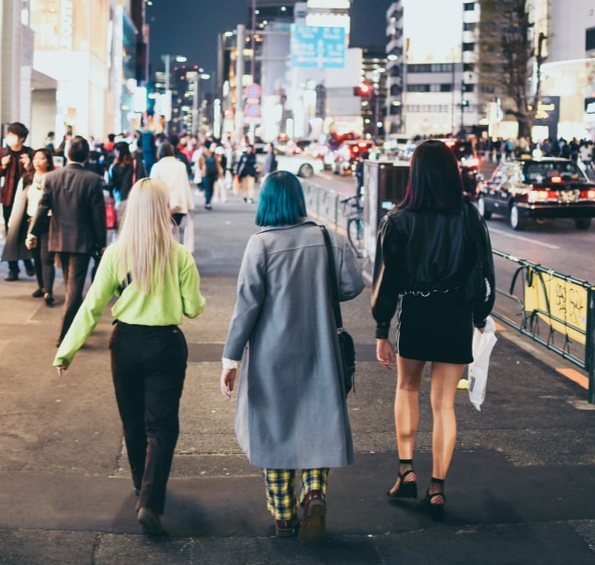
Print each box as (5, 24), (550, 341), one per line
(23, 147), (55, 184)
(114, 141), (132, 166)
(399, 139), (464, 212)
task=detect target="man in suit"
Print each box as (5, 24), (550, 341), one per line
(27, 136), (106, 346)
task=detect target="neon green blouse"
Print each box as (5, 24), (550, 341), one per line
(54, 241), (206, 366)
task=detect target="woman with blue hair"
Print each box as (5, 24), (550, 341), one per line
(220, 171), (364, 542)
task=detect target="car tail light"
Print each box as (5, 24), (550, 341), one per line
(462, 157), (480, 167)
(528, 189), (557, 203)
(579, 189), (595, 201)
(550, 176), (562, 183)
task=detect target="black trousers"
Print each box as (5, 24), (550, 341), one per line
(58, 252), (91, 343)
(31, 230), (55, 294)
(109, 322), (188, 515)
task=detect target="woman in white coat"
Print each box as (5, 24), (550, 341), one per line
(220, 171), (364, 543)
(150, 142), (194, 242)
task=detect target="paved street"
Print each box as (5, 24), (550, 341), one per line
(0, 188), (595, 564)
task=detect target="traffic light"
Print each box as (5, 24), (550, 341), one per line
(353, 82), (373, 98)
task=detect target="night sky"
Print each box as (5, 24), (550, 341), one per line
(147, 0), (393, 72)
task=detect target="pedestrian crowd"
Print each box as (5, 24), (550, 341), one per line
(0, 124), (495, 544)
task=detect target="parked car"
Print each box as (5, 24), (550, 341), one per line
(257, 153), (324, 179)
(477, 157), (595, 231)
(440, 138), (481, 197)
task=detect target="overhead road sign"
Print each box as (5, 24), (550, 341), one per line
(290, 25), (346, 69)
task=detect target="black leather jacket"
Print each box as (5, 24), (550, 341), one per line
(371, 201), (495, 338)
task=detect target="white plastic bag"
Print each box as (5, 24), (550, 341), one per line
(468, 316), (497, 411)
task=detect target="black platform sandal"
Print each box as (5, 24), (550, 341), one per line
(387, 460), (417, 499)
(420, 478), (446, 521)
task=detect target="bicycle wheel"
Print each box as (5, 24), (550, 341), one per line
(347, 218), (363, 257)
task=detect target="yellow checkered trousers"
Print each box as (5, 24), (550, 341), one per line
(262, 468), (329, 521)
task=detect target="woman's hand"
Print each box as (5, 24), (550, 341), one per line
(376, 338), (396, 371)
(220, 368), (237, 400)
(55, 361), (70, 377)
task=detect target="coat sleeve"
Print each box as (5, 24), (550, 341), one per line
(7, 179), (26, 230)
(90, 174), (107, 248)
(223, 235), (267, 361)
(179, 247), (205, 318)
(371, 214), (402, 339)
(29, 178), (53, 238)
(472, 213), (496, 328)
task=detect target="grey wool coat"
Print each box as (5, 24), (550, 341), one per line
(223, 219), (365, 469)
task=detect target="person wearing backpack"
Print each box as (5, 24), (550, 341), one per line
(199, 144), (221, 210)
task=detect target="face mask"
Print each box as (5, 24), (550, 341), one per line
(5, 134), (19, 149)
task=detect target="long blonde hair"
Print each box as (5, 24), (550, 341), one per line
(118, 177), (174, 293)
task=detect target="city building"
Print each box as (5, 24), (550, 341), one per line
(540, 0), (595, 140)
(384, 0), (480, 139)
(1, 0), (148, 147)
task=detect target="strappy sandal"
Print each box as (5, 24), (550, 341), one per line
(420, 478), (446, 521)
(386, 469), (418, 499)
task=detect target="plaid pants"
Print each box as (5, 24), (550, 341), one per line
(262, 468), (329, 521)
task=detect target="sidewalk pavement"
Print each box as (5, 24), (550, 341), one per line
(0, 188), (595, 564)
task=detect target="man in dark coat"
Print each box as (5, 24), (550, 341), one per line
(1, 122), (34, 280)
(28, 136), (107, 346)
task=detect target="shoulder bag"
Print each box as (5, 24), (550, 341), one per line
(320, 225), (356, 396)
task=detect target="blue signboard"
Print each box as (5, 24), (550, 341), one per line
(290, 25), (346, 69)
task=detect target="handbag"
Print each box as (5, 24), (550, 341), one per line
(320, 225), (356, 396)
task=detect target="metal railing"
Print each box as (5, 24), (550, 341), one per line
(491, 250), (595, 404)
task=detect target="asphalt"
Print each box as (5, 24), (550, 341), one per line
(0, 186), (595, 565)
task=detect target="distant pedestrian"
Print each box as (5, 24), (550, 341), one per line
(27, 136), (107, 346)
(150, 142), (195, 243)
(220, 171), (364, 542)
(108, 141), (147, 226)
(261, 142), (278, 177)
(235, 145), (258, 203)
(53, 177), (206, 536)
(372, 140), (495, 521)
(198, 144), (222, 209)
(0, 122), (35, 280)
(2, 148), (56, 305)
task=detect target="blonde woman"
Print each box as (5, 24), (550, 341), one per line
(54, 178), (206, 535)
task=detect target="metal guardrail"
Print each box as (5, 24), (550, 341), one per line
(303, 181), (341, 232)
(491, 249), (595, 404)
(303, 181), (595, 404)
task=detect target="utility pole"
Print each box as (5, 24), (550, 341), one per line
(191, 73), (200, 137)
(235, 24), (245, 144)
(163, 54), (171, 135)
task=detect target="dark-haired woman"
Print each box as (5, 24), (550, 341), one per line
(372, 139), (495, 520)
(2, 148), (56, 304)
(108, 141), (146, 227)
(220, 171), (364, 542)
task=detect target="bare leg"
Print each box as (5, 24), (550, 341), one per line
(388, 356), (425, 494)
(429, 362), (466, 482)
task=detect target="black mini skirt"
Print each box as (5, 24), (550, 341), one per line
(395, 288), (473, 364)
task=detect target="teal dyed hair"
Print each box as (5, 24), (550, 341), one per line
(255, 171), (308, 226)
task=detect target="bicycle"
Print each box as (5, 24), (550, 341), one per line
(340, 195), (364, 258)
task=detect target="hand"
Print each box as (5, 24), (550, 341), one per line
(55, 361), (70, 377)
(25, 235), (37, 249)
(220, 368), (237, 400)
(376, 338), (396, 371)
(19, 153), (30, 167)
(1, 155), (10, 168)
(476, 326), (485, 334)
